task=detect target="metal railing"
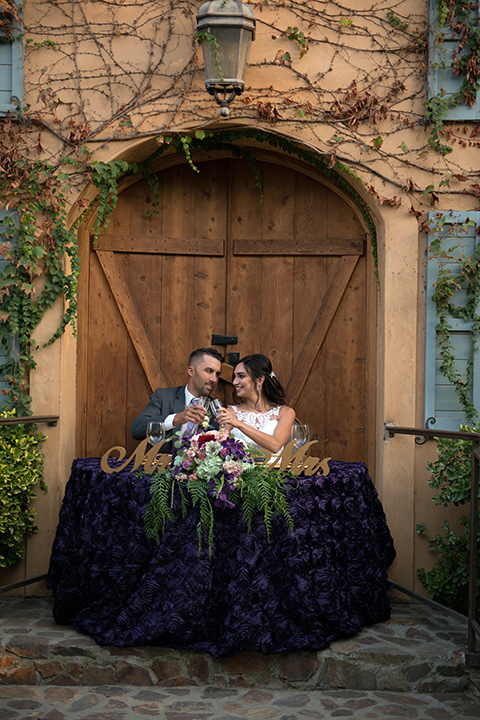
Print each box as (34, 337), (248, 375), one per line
(0, 415), (59, 427)
(385, 424), (479, 667)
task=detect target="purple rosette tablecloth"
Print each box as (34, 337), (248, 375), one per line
(47, 458), (396, 657)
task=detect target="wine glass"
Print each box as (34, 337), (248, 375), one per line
(147, 421), (165, 445)
(291, 423), (310, 451)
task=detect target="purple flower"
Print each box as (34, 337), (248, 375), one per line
(214, 490), (235, 509)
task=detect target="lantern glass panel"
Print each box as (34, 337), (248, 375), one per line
(202, 26), (252, 85)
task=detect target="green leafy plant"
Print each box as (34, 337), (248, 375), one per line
(387, 9), (408, 32)
(0, 408), (47, 567)
(424, 91), (453, 156)
(416, 425), (480, 613)
(285, 26), (309, 58)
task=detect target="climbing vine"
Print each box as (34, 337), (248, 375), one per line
(427, 0), (480, 155)
(426, 212), (480, 424)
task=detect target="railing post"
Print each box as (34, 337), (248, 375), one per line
(469, 443), (479, 658)
(384, 423), (480, 666)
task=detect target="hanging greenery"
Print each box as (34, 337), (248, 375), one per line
(143, 426), (295, 558)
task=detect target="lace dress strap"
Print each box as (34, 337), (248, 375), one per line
(231, 405), (281, 431)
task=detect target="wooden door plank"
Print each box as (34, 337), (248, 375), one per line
(230, 160), (263, 240)
(291, 255), (328, 453)
(194, 256), (227, 348)
(230, 161), (264, 359)
(285, 255), (360, 407)
(263, 164), (295, 240)
(122, 252), (163, 452)
(261, 255), (294, 387)
(323, 255), (366, 461)
(233, 237), (364, 255)
(193, 162), (228, 351)
(160, 254), (195, 386)
(194, 159), (229, 243)
(76, 226), (92, 457)
(95, 235), (224, 255)
(96, 250), (167, 392)
(85, 252), (128, 456)
(294, 171), (328, 240)
(327, 188), (364, 239)
(163, 165), (196, 239)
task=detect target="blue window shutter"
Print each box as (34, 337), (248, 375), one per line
(0, 6), (23, 114)
(428, 0), (480, 121)
(425, 211), (480, 431)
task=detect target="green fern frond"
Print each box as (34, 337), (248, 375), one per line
(143, 471), (176, 542)
(143, 462), (294, 555)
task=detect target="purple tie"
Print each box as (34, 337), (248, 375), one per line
(186, 397), (200, 437)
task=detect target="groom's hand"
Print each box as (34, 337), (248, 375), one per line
(174, 405), (207, 427)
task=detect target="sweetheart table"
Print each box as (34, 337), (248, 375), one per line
(47, 458), (396, 658)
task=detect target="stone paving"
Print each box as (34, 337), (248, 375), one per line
(0, 597), (476, 693)
(0, 596), (479, 719)
(1, 684), (480, 720)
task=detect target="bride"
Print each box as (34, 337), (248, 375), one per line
(214, 354), (295, 454)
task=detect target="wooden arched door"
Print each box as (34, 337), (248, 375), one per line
(77, 156), (376, 465)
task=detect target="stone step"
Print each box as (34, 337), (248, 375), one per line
(0, 596), (476, 693)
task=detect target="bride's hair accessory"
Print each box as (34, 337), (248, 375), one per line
(270, 371), (276, 378)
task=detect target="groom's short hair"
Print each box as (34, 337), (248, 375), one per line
(188, 347), (223, 367)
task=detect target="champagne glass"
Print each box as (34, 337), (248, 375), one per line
(210, 398), (223, 415)
(187, 396), (210, 436)
(147, 421), (165, 445)
(210, 398), (224, 428)
(291, 423), (309, 451)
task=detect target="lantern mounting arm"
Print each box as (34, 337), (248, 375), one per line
(206, 84), (243, 116)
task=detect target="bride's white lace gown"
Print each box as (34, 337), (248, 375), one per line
(229, 405), (281, 453)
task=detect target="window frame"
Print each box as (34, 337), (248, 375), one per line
(0, 3), (23, 114)
(424, 210), (480, 431)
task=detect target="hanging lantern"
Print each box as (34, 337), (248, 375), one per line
(196, 1), (256, 117)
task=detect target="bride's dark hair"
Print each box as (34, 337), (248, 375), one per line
(233, 354), (286, 407)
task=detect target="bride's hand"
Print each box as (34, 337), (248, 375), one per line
(215, 407), (237, 427)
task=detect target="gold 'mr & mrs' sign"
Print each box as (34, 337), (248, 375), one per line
(101, 440), (330, 477)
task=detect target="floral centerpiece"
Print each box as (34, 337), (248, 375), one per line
(143, 425), (295, 557)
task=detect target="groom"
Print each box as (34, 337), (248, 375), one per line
(130, 347), (223, 445)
